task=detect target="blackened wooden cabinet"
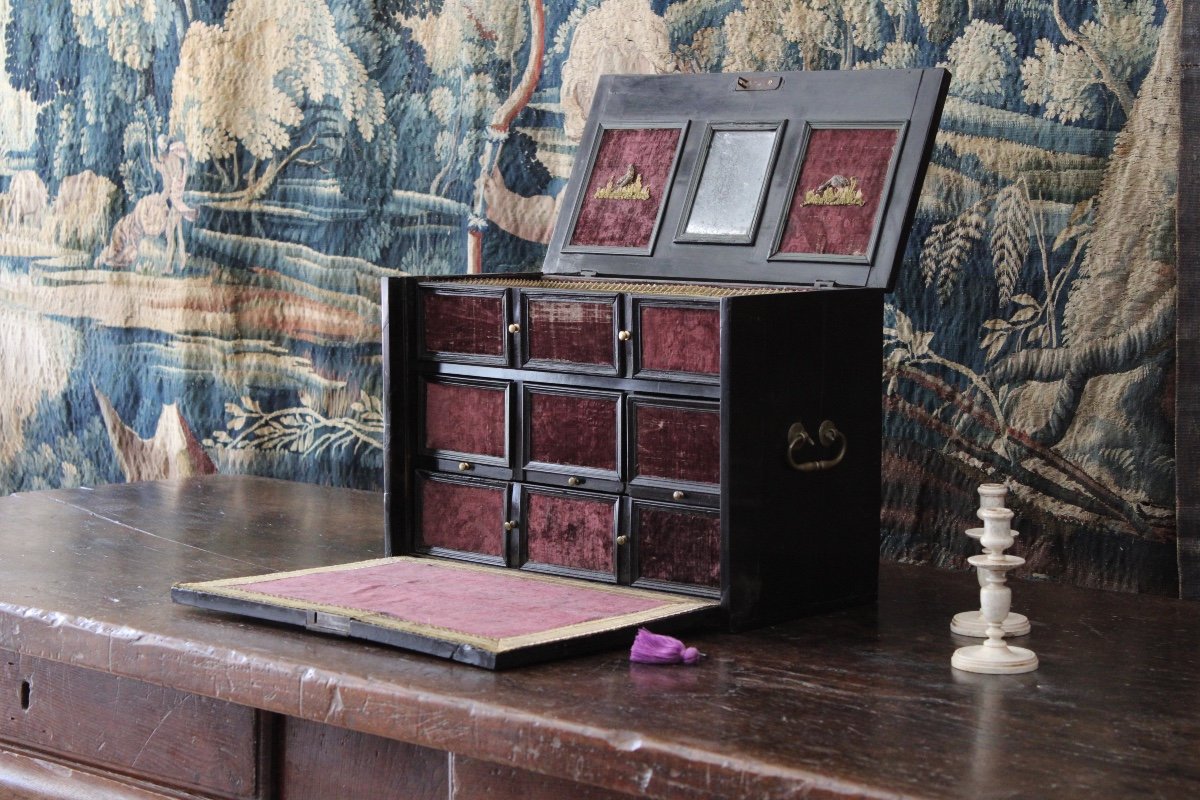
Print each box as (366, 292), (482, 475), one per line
(384, 275), (886, 628)
(175, 69), (949, 666)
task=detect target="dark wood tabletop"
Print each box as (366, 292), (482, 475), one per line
(0, 476), (1196, 799)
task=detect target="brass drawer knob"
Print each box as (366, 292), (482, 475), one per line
(672, 490), (686, 500)
(567, 476), (584, 487)
(457, 461), (472, 472)
(508, 323), (521, 334)
(503, 520), (517, 532)
(617, 330), (632, 342)
(616, 535), (629, 546)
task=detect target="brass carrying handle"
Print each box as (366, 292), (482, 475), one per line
(786, 420), (847, 472)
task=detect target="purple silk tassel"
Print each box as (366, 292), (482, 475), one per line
(629, 628), (704, 665)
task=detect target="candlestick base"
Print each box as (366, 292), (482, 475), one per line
(951, 610), (1030, 638)
(951, 643), (1039, 674)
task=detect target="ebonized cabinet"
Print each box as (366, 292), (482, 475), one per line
(385, 276), (885, 627)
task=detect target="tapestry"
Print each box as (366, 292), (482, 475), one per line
(0, 0), (1179, 594)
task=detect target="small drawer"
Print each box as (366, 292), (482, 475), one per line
(630, 501), (721, 594)
(415, 472), (511, 564)
(519, 485), (619, 579)
(419, 377), (510, 473)
(524, 386), (621, 488)
(629, 397), (720, 488)
(633, 298), (720, 381)
(1, 649), (263, 799)
(520, 292), (621, 375)
(418, 285), (509, 365)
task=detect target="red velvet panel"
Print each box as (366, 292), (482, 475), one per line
(237, 558), (666, 639)
(417, 476), (504, 556)
(635, 404), (720, 485)
(423, 381), (506, 458)
(527, 391), (618, 471)
(778, 127), (900, 257)
(421, 291), (504, 356)
(636, 506), (721, 588)
(570, 127), (682, 249)
(525, 491), (616, 573)
(527, 299), (615, 367)
(639, 305), (720, 375)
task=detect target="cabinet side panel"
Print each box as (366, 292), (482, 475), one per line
(722, 290), (882, 628)
(383, 276), (418, 557)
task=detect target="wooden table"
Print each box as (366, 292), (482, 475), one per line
(0, 476), (1197, 799)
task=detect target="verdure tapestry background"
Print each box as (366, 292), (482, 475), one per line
(0, 0), (1180, 594)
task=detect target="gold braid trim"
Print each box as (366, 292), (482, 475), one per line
(433, 275), (799, 298)
(176, 556), (716, 654)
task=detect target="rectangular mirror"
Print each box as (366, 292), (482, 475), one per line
(677, 123), (783, 245)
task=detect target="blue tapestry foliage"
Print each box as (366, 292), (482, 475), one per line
(0, 0), (1179, 593)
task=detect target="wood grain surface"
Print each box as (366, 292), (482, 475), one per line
(0, 476), (1197, 799)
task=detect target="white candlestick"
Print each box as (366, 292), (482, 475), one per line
(952, 508), (1038, 674)
(951, 483), (1031, 638)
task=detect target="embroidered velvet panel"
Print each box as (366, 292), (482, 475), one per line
(634, 404), (720, 485)
(423, 380), (507, 459)
(527, 391), (618, 471)
(778, 127), (899, 257)
(527, 298), (615, 367)
(525, 490), (616, 573)
(417, 476), (504, 557)
(421, 291), (505, 357)
(636, 506), (721, 588)
(569, 127), (682, 249)
(638, 305), (720, 375)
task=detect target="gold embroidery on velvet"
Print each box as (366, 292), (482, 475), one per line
(802, 175), (866, 207)
(593, 164), (651, 201)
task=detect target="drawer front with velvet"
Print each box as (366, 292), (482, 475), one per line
(629, 500), (722, 596)
(520, 291), (622, 375)
(418, 284), (510, 365)
(518, 484), (621, 580)
(630, 298), (721, 383)
(414, 471), (511, 565)
(627, 397), (721, 493)
(523, 384), (622, 491)
(418, 376), (511, 477)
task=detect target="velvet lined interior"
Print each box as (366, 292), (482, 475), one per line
(421, 290), (504, 356)
(234, 558), (669, 640)
(639, 305), (720, 375)
(527, 391), (618, 471)
(570, 127), (682, 249)
(635, 404), (720, 485)
(525, 490), (616, 573)
(636, 506), (721, 588)
(778, 127), (899, 257)
(423, 380), (507, 459)
(527, 298), (615, 367)
(417, 476), (505, 556)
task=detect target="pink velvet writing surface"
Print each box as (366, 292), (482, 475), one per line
(569, 127), (682, 250)
(527, 391), (618, 471)
(417, 476), (504, 556)
(639, 305), (720, 375)
(527, 298), (615, 367)
(526, 490), (616, 573)
(636, 506), (721, 588)
(237, 559), (667, 640)
(421, 291), (504, 356)
(423, 380), (507, 459)
(777, 127), (900, 258)
(634, 404), (720, 485)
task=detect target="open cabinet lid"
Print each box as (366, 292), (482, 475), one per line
(543, 68), (950, 292)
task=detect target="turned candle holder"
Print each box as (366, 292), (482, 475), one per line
(951, 508), (1038, 674)
(951, 483), (1031, 638)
